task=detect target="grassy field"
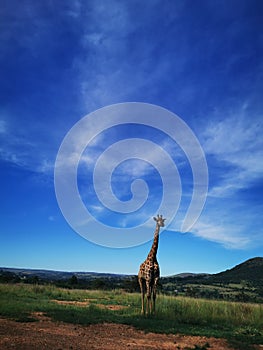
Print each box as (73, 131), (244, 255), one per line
(0, 283), (262, 349)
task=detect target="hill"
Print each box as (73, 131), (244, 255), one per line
(211, 257), (263, 283)
(161, 257), (263, 302)
(210, 257), (263, 284)
(161, 257), (263, 285)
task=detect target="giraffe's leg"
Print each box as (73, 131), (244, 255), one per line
(150, 284), (154, 314)
(152, 278), (158, 314)
(138, 278), (145, 315)
(146, 281), (152, 315)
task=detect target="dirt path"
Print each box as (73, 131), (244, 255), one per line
(0, 314), (240, 350)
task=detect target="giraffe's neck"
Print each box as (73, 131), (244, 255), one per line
(146, 224), (160, 261)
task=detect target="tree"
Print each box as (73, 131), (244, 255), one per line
(69, 274), (78, 286)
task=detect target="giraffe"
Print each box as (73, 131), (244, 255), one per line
(138, 214), (166, 315)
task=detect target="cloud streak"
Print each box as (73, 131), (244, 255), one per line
(192, 220), (251, 249)
(0, 117), (54, 175)
(202, 104), (262, 197)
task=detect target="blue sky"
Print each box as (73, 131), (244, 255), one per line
(0, 0), (262, 276)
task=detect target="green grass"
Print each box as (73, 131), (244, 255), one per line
(0, 283), (262, 349)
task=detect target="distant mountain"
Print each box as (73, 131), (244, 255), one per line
(159, 257), (263, 303)
(169, 273), (210, 278)
(164, 257), (263, 284)
(0, 267), (130, 281)
(209, 257), (263, 284)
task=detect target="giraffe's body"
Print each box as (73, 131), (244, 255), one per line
(138, 215), (165, 315)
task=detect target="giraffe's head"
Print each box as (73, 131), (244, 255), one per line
(154, 214), (166, 227)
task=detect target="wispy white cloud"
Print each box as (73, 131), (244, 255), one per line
(90, 204), (104, 213)
(185, 187), (263, 250)
(202, 104), (262, 197)
(193, 196), (263, 250)
(192, 220), (251, 249)
(0, 120), (7, 134)
(0, 119), (54, 175)
(65, 0), (82, 19)
(190, 105), (263, 249)
(72, 3), (186, 111)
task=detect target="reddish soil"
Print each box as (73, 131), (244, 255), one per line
(0, 313), (241, 350)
